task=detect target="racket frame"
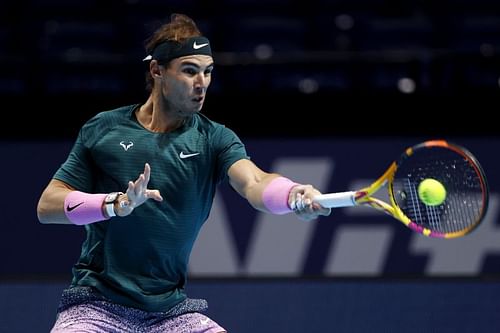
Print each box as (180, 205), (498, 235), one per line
(313, 140), (489, 238)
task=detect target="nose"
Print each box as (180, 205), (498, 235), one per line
(194, 73), (208, 94)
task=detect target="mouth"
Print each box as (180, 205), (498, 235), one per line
(192, 96), (204, 104)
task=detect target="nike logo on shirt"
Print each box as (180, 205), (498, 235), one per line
(66, 202), (84, 211)
(179, 152), (200, 159)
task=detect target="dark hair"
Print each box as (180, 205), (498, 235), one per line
(144, 14), (203, 92)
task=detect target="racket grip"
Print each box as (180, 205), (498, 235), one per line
(313, 191), (356, 208)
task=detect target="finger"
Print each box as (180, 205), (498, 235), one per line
(146, 189), (163, 201)
(122, 181), (135, 207)
(143, 163), (151, 184)
(127, 181), (134, 194)
(311, 201), (331, 215)
(320, 208), (332, 216)
(133, 173), (143, 188)
(295, 193), (304, 210)
(134, 174), (145, 196)
(126, 181), (135, 199)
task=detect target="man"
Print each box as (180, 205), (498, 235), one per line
(37, 13), (330, 332)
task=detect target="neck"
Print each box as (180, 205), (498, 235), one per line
(136, 95), (186, 133)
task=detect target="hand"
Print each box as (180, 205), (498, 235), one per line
(288, 184), (331, 221)
(115, 163), (163, 217)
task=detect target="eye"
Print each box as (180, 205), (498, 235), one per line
(183, 68), (197, 75)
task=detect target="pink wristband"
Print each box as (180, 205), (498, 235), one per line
(262, 177), (299, 215)
(64, 191), (107, 225)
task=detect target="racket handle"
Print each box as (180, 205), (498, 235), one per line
(313, 191), (356, 208)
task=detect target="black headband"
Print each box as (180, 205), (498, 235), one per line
(143, 36), (212, 64)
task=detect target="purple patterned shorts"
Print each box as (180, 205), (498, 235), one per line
(50, 287), (226, 333)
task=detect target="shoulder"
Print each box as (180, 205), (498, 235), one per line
(88, 104), (137, 124)
(79, 104), (138, 143)
(192, 113), (239, 139)
(192, 114), (247, 160)
(82, 104), (136, 129)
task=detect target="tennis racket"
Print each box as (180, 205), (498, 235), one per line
(313, 140), (489, 238)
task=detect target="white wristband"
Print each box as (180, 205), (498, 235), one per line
(103, 192), (123, 218)
(105, 201), (116, 217)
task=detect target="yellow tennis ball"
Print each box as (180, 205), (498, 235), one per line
(418, 178), (447, 206)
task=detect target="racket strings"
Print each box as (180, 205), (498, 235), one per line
(393, 148), (486, 235)
(403, 179), (446, 232)
(439, 157), (484, 233)
(405, 178), (424, 224)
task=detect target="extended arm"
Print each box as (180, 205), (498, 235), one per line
(228, 159), (330, 221)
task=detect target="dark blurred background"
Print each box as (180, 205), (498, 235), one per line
(2, 1), (500, 332)
(1, 0), (499, 140)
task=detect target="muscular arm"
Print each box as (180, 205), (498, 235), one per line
(228, 159), (282, 212)
(37, 179), (76, 224)
(228, 159), (331, 220)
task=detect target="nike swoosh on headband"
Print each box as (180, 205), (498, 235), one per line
(193, 41), (209, 49)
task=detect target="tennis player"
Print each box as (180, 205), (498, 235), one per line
(37, 13), (331, 332)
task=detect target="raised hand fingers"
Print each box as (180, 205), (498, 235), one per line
(120, 164), (162, 213)
(136, 174), (146, 197)
(143, 163), (151, 184)
(131, 163), (152, 197)
(144, 189), (163, 202)
(113, 164), (162, 217)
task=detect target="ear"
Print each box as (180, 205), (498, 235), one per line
(149, 60), (162, 78)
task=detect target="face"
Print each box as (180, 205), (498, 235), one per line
(158, 55), (214, 116)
